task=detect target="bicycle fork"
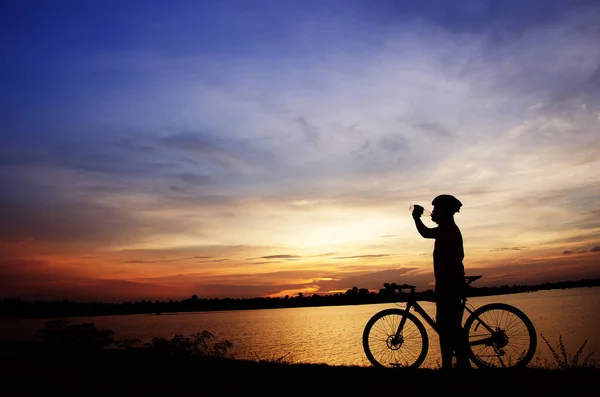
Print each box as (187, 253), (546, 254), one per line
(392, 302), (415, 346)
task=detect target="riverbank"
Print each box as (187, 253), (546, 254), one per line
(3, 280), (599, 319)
(0, 341), (595, 396)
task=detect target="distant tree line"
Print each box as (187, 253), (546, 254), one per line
(1, 278), (599, 319)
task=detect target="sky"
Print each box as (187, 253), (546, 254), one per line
(1, 0), (599, 302)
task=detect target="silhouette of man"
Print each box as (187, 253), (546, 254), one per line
(412, 194), (471, 370)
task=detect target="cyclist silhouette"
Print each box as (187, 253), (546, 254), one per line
(412, 194), (471, 370)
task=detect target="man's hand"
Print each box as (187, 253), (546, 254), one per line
(411, 204), (424, 219)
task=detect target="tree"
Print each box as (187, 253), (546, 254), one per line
(346, 286), (359, 296)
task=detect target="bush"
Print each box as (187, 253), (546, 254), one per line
(35, 320), (233, 359)
(35, 319), (116, 351)
(137, 331), (233, 358)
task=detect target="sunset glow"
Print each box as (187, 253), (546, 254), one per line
(1, 0), (599, 302)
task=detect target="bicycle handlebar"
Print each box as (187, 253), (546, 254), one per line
(383, 283), (416, 293)
(386, 275), (482, 295)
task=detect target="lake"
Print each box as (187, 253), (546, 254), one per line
(1, 287), (598, 368)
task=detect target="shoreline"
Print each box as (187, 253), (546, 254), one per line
(2, 281), (599, 320)
(0, 341), (596, 396)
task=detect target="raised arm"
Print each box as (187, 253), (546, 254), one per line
(413, 216), (437, 239)
(412, 206), (437, 239)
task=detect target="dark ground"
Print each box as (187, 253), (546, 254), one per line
(0, 341), (596, 396)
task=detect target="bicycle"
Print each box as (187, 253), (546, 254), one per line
(362, 275), (537, 369)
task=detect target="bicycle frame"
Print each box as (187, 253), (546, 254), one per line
(394, 289), (497, 348)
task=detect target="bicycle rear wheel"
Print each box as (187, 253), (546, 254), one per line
(464, 303), (537, 368)
(362, 308), (428, 369)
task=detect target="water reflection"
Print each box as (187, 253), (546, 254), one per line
(1, 287), (598, 368)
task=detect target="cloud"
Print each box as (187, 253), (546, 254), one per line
(491, 247), (525, 252)
(361, 0), (599, 35)
(466, 254), (600, 286)
(295, 117), (320, 146)
(309, 252), (338, 257)
(198, 258), (230, 263)
(178, 173), (213, 185)
(0, 257), (177, 301)
(126, 256), (212, 264)
(134, 266), (429, 298)
(312, 268), (431, 293)
(0, 237), (36, 246)
(333, 254), (390, 259)
(591, 246), (600, 252)
(189, 283), (311, 299)
(1, 0), (600, 301)
(411, 122), (453, 137)
(159, 132), (266, 175)
(378, 134), (408, 153)
(0, 190), (217, 248)
(248, 254), (302, 260)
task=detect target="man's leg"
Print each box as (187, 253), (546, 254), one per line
(449, 297), (471, 369)
(436, 299), (454, 369)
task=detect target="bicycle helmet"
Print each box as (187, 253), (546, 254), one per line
(432, 194), (462, 213)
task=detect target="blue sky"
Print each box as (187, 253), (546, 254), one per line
(1, 0), (599, 301)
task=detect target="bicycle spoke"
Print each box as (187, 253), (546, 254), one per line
(363, 309), (428, 368)
(465, 303), (536, 369)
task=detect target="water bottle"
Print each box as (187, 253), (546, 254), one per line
(409, 204), (432, 218)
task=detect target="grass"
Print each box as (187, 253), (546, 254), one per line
(1, 338), (598, 396)
(253, 351), (295, 364)
(1, 340), (598, 397)
(537, 334), (597, 369)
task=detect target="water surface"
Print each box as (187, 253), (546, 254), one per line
(2, 287), (598, 368)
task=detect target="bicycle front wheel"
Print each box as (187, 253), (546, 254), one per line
(464, 303), (537, 369)
(362, 308), (428, 369)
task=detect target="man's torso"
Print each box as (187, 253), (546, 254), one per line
(433, 221), (465, 281)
